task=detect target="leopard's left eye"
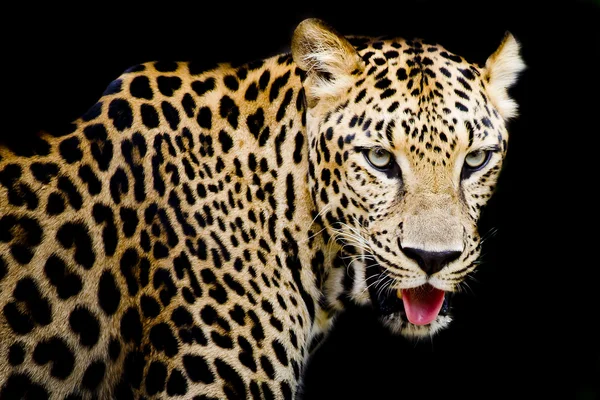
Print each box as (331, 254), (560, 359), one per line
(464, 150), (490, 170)
(365, 147), (394, 170)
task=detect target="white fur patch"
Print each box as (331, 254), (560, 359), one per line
(300, 38), (359, 99)
(292, 18), (362, 101)
(485, 33), (526, 119)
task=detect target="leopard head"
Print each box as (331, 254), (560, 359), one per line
(292, 19), (524, 337)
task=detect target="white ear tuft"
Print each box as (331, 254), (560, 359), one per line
(292, 18), (363, 104)
(484, 32), (526, 120)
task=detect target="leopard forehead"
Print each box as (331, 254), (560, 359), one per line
(318, 37), (507, 168)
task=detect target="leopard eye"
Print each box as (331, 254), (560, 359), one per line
(464, 150), (489, 170)
(366, 147), (393, 169)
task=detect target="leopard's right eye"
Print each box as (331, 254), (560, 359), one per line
(365, 147), (394, 170)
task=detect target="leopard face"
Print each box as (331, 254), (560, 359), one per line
(293, 19), (524, 337)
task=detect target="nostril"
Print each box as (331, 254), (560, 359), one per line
(402, 247), (461, 275)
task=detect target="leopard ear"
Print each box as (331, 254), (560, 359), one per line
(292, 18), (363, 105)
(483, 32), (526, 120)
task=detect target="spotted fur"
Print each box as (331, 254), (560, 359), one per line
(0, 19), (523, 399)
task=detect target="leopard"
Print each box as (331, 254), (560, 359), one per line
(0, 18), (525, 399)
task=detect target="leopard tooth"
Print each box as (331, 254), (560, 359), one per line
(396, 288), (402, 299)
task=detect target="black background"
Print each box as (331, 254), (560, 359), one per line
(3, 1), (599, 398)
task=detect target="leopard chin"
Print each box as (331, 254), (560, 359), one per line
(365, 264), (455, 338)
(380, 312), (453, 338)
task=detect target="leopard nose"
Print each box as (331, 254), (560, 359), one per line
(402, 247), (461, 275)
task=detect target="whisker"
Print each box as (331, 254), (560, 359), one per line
(480, 226), (499, 245)
(297, 204), (332, 244)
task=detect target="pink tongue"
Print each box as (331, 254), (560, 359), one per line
(401, 285), (445, 325)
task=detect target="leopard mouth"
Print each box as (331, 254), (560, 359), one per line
(366, 264), (451, 325)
